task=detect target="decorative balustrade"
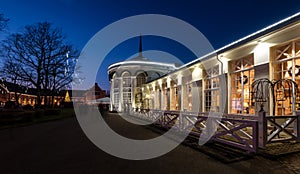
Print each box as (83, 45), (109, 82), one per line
(130, 109), (300, 153)
(258, 111), (300, 147)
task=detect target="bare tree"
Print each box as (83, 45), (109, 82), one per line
(0, 13), (8, 32)
(1, 22), (78, 107)
(0, 54), (27, 105)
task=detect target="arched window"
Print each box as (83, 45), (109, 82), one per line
(122, 72), (131, 88)
(136, 73), (146, 87)
(122, 71), (132, 104)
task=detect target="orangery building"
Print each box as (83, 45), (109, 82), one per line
(108, 12), (300, 116)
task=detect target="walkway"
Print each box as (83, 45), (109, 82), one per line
(0, 112), (295, 174)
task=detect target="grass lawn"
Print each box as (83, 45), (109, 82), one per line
(0, 108), (76, 130)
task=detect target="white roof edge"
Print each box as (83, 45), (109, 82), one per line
(108, 60), (178, 70)
(179, 12), (300, 69)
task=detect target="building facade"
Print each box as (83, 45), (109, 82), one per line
(108, 36), (178, 112)
(0, 80), (107, 107)
(85, 83), (107, 104)
(108, 13), (300, 116)
(0, 80), (37, 107)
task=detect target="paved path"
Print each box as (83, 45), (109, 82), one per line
(0, 112), (294, 174)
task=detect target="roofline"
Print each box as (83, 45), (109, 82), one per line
(178, 12), (300, 69)
(108, 60), (178, 72)
(0, 83), (9, 93)
(146, 12), (300, 83)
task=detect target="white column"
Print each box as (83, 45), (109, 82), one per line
(157, 88), (161, 110)
(192, 83), (201, 112)
(110, 79), (114, 111)
(177, 74), (184, 111)
(131, 76), (135, 109)
(119, 77), (123, 112)
(181, 83), (186, 111)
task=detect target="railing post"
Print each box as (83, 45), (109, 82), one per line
(258, 110), (267, 148)
(179, 112), (183, 131)
(295, 111), (300, 142)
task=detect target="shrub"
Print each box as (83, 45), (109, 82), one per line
(61, 102), (74, 108)
(44, 109), (61, 116)
(23, 104), (33, 110)
(22, 111), (35, 122)
(4, 101), (18, 109)
(34, 109), (44, 118)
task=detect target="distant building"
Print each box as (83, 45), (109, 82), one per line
(0, 80), (107, 107)
(0, 80), (38, 106)
(85, 83), (107, 104)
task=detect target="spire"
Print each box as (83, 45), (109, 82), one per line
(139, 34), (142, 57)
(128, 34), (149, 61)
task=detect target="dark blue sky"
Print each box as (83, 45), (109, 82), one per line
(1, 0), (300, 90)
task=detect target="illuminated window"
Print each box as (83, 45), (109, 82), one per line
(229, 54), (255, 114)
(272, 39), (300, 115)
(122, 72), (132, 104)
(204, 65), (220, 112)
(122, 72), (131, 88)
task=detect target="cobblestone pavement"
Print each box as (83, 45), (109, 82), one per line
(258, 141), (300, 173)
(279, 153), (300, 173)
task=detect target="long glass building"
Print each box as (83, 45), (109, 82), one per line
(108, 13), (300, 116)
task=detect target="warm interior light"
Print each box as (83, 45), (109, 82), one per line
(295, 67), (300, 75)
(283, 53), (290, 58)
(287, 61), (292, 69)
(285, 71), (289, 78)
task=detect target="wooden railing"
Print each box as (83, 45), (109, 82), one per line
(258, 111), (300, 148)
(181, 112), (258, 153)
(132, 109), (300, 152)
(134, 109), (258, 153)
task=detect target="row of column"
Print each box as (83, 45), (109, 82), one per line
(147, 77), (203, 112)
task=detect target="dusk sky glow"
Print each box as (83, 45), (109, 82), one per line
(1, 0), (300, 90)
